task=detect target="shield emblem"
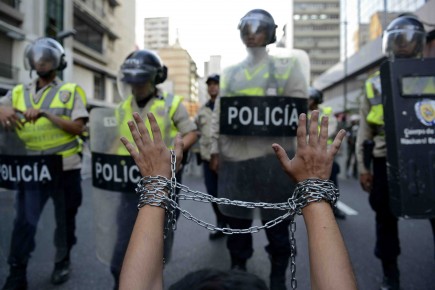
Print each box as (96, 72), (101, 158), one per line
(59, 90), (72, 103)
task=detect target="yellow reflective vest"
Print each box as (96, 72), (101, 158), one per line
(116, 93), (183, 155)
(12, 82), (86, 157)
(221, 56), (296, 96)
(365, 70), (384, 126)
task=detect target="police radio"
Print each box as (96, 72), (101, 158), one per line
(380, 58), (435, 219)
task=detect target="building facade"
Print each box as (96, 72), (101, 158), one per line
(314, 0), (434, 115)
(293, 0), (341, 83)
(0, 0), (136, 106)
(144, 17), (170, 50)
(158, 41), (199, 118)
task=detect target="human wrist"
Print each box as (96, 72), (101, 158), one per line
(291, 178), (339, 215)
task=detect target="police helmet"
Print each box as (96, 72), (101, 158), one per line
(308, 87), (323, 104)
(24, 37), (67, 72)
(119, 49), (168, 85)
(238, 9), (277, 46)
(382, 14), (426, 59)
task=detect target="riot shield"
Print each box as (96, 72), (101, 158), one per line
(90, 108), (176, 279)
(217, 48), (309, 220)
(218, 96), (307, 220)
(0, 125), (63, 265)
(380, 58), (435, 218)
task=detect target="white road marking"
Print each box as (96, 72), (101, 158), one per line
(336, 201), (358, 215)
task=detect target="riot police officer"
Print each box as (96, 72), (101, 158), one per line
(356, 14), (435, 290)
(307, 87), (346, 220)
(105, 49), (197, 289)
(210, 9), (307, 290)
(0, 37), (88, 289)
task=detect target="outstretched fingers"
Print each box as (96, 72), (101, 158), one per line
(132, 112), (151, 146)
(120, 136), (139, 160)
(308, 110), (320, 146)
(146, 113), (163, 145)
(319, 115), (329, 149)
(328, 129), (346, 158)
(296, 113), (308, 149)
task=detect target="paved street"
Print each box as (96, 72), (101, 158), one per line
(1, 163), (434, 290)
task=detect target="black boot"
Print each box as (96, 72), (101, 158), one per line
(2, 264), (27, 290)
(380, 261), (400, 290)
(51, 257), (70, 285)
(270, 256), (289, 290)
(230, 256), (247, 271)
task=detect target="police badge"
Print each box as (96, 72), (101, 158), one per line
(59, 90), (72, 103)
(414, 99), (435, 126)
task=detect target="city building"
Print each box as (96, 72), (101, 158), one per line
(313, 0), (434, 115)
(292, 0), (341, 83)
(0, 0), (136, 107)
(142, 15), (200, 118)
(158, 40), (199, 118)
(144, 17), (170, 50)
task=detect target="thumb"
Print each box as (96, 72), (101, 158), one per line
(272, 143), (290, 168)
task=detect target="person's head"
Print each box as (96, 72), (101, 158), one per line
(118, 49), (168, 102)
(168, 268), (268, 290)
(308, 87), (323, 110)
(238, 9), (277, 48)
(24, 37), (67, 79)
(206, 74), (220, 100)
(382, 13), (426, 60)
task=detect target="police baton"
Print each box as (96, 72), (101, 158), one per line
(362, 140), (374, 170)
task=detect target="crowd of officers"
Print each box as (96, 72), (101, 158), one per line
(0, 8), (434, 290)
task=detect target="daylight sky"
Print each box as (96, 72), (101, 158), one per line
(135, 0), (358, 76)
(135, 0), (293, 75)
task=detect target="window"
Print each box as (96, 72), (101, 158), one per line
(74, 15), (104, 53)
(94, 73), (105, 100)
(46, 0), (63, 38)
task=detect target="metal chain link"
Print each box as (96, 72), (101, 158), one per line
(135, 150), (339, 289)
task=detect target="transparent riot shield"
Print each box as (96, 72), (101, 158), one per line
(0, 125), (63, 265)
(90, 107), (176, 280)
(217, 48), (309, 220)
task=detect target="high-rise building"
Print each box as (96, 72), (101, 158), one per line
(351, 0), (427, 53)
(158, 40), (199, 118)
(293, 0), (341, 83)
(0, 0), (136, 106)
(144, 17), (170, 50)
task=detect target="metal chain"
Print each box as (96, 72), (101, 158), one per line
(135, 152), (339, 289)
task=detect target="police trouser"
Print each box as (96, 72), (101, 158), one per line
(370, 157), (435, 262)
(203, 160), (226, 226)
(7, 169), (83, 266)
(226, 216), (291, 262)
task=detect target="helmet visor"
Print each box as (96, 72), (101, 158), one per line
(382, 29), (426, 58)
(117, 69), (156, 100)
(239, 19), (274, 46)
(24, 44), (62, 72)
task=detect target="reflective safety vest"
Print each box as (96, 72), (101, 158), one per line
(221, 56), (296, 96)
(365, 70), (384, 126)
(116, 93), (183, 155)
(12, 83), (86, 157)
(309, 106), (334, 145)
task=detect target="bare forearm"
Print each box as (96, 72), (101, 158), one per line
(302, 202), (357, 290)
(182, 131), (198, 151)
(119, 206), (165, 290)
(43, 112), (85, 135)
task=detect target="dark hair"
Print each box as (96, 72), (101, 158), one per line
(168, 268), (268, 290)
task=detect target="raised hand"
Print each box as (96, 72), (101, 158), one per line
(272, 110), (346, 183)
(120, 112), (184, 178)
